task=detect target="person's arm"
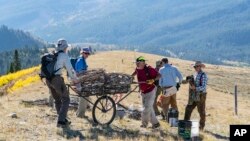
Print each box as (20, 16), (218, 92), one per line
(131, 70), (137, 76)
(158, 68), (163, 87)
(175, 67), (183, 83)
(196, 73), (208, 92)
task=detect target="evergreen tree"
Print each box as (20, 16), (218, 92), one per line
(9, 62), (15, 73)
(14, 49), (21, 71)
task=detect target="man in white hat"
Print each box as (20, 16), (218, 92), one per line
(184, 61), (208, 131)
(46, 39), (78, 128)
(75, 47), (91, 118)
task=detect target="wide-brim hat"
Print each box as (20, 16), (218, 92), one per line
(80, 47), (91, 54)
(56, 39), (70, 51)
(192, 61), (205, 68)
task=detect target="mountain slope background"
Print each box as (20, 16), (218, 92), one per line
(0, 25), (45, 52)
(0, 0), (249, 65)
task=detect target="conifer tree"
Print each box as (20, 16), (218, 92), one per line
(14, 49), (21, 71)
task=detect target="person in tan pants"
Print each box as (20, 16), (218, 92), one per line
(159, 58), (183, 120)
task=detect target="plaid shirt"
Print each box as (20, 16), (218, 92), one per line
(195, 71), (208, 93)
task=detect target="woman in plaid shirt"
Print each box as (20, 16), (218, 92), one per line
(184, 61), (208, 131)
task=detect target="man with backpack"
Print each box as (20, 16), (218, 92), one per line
(41, 39), (78, 128)
(184, 61), (208, 131)
(75, 47), (91, 118)
(159, 58), (183, 121)
(131, 56), (161, 129)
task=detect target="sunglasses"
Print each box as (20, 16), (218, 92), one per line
(136, 60), (145, 63)
(82, 52), (90, 55)
(193, 66), (200, 68)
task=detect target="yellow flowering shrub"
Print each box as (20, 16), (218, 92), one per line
(0, 66), (40, 87)
(7, 75), (40, 93)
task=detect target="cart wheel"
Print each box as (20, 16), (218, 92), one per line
(92, 95), (116, 125)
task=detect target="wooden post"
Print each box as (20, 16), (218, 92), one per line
(234, 85), (238, 116)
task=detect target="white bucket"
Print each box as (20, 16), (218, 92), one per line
(191, 120), (199, 137)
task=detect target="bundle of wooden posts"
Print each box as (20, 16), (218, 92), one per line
(77, 69), (132, 96)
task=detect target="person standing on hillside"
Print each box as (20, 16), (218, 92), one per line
(131, 56), (161, 129)
(159, 58), (183, 120)
(75, 47), (91, 118)
(46, 39), (78, 128)
(184, 61), (208, 131)
(153, 60), (163, 116)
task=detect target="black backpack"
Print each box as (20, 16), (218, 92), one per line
(40, 51), (63, 80)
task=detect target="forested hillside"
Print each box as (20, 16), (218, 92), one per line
(0, 25), (45, 52)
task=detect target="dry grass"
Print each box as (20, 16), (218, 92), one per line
(0, 51), (250, 141)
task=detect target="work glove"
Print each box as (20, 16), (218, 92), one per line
(176, 83), (181, 91)
(146, 79), (155, 85)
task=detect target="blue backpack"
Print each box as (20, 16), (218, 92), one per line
(70, 58), (78, 70)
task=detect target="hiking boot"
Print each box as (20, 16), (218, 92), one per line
(57, 119), (71, 128)
(65, 118), (71, 125)
(57, 121), (68, 128)
(152, 123), (160, 129)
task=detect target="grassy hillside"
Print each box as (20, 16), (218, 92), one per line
(0, 51), (250, 140)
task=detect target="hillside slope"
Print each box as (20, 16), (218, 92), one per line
(0, 51), (250, 140)
(0, 25), (45, 52)
(0, 0), (250, 65)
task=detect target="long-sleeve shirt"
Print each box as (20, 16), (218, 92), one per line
(159, 64), (183, 87)
(75, 57), (88, 73)
(54, 52), (77, 79)
(194, 71), (208, 93)
(133, 66), (158, 94)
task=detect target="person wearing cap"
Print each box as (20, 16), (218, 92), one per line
(75, 47), (91, 118)
(75, 47), (91, 74)
(46, 39), (78, 128)
(159, 58), (183, 121)
(131, 56), (161, 129)
(153, 60), (163, 116)
(184, 61), (208, 131)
